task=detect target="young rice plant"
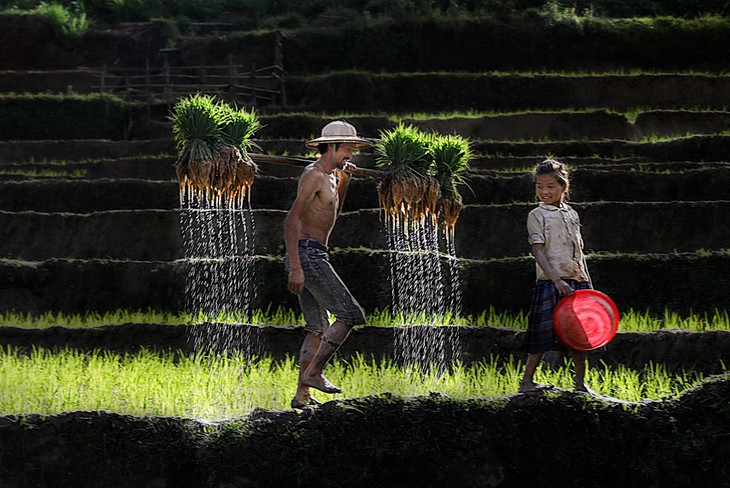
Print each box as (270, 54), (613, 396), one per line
(0, 347), (712, 420)
(170, 93), (260, 207)
(2, 307), (730, 332)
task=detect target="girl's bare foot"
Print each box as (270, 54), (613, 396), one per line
(574, 383), (599, 396)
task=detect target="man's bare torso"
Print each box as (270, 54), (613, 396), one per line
(299, 164), (339, 244)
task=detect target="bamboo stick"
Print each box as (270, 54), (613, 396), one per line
(248, 153), (387, 179)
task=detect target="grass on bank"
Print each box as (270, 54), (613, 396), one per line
(2, 306), (729, 333)
(392, 106), (730, 123)
(0, 347), (712, 420)
(0, 168), (88, 178)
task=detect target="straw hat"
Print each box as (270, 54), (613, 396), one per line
(305, 120), (373, 149)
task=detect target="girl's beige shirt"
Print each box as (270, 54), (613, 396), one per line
(527, 202), (590, 282)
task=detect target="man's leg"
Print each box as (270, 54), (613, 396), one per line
(291, 282), (329, 407)
(296, 249), (364, 395)
(292, 332), (322, 406)
(301, 320), (353, 393)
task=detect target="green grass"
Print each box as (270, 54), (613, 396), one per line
(0, 168), (88, 177)
(2, 306), (729, 333)
(0, 347), (710, 420)
(5, 3), (88, 38)
(291, 105), (730, 124)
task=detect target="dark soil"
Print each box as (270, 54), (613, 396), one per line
(2, 202), (728, 261)
(3, 250), (730, 316)
(3, 166), (730, 212)
(1, 376), (729, 487)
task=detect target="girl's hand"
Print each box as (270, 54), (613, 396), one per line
(554, 279), (574, 297)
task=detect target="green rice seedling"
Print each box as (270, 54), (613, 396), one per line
(365, 308), (467, 327)
(170, 94), (260, 206)
(0, 168), (88, 177)
(467, 306), (529, 329)
(429, 133), (472, 237)
(0, 310), (190, 329)
(531, 359), (708, 403)
(617, 308), (730, 332)
(375, 123), (439, 224)
(0, 347), (712, 419)
(3, 306), (729, 333)
(170, 94), (222, 163)
(217, 103), (262, 154)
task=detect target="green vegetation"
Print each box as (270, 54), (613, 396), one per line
(374, 123), (472, 229)
(0, 93), (132, 140)
(431, 133), (472, 232)
(1, 0), (727, 27)
(170, 93), (260, 202)
(0, 347), (710, 419)
(0, 168), (87, 177)
(4, 2), (88, 37)
(2, 306), (730, 333)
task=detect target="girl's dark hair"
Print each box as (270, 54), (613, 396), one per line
(534, 158), (570, 198)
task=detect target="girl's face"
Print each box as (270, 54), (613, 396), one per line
(535, 173), (567, 206)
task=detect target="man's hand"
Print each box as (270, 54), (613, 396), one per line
(337, 160), (356, 178)
(288, 267), (305, 294)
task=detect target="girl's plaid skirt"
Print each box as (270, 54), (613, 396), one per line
(524, 279), (593, 354)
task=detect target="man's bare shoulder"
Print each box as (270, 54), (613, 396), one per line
(299, 163), (330, 187)
(300, 163), (320, 178)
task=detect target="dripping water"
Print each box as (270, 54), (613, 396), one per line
(179, 187), (261, 359)
(387, 212), (462, 380)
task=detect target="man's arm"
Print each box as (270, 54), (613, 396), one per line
(335, 162), (354, 215)
(284, 168), (320, 294)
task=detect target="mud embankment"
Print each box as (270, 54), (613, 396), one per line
(1, 377), (729, 487)
(2, 250), (730, 315)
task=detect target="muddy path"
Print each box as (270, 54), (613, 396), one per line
(1, 376), (729, 488)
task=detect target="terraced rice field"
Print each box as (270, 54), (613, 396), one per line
(1, 13), (729, 488)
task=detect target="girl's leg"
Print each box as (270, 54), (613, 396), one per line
(572, 350), (591, 392)
(519, 352), (545, 392)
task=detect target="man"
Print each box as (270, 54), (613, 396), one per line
(284, 120), (373, 408)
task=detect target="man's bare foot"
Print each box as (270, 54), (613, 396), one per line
(291, 395), (323, 409)
(301, 374), (342, 394)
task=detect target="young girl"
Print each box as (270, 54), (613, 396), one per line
(519, 158), (594, 394)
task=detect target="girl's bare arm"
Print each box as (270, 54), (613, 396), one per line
(532, 243), (574, 296)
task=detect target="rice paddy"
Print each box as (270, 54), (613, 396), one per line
(0, 347), (710, 420)
(1, 306), (729, 333)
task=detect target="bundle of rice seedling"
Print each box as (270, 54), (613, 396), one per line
(214, 102), (261, 204)
(170, 94), (261, 206)
(375, 123), (440, 224)
(430, 133), (472, 233)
